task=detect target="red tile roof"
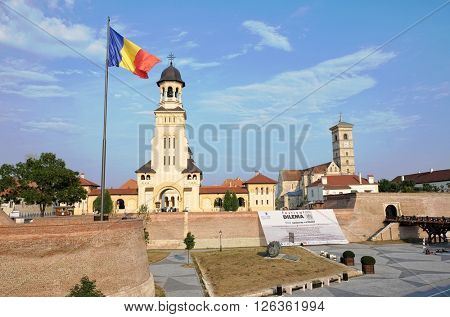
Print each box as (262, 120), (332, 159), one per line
(199, 186), (249, 194)
(244, 173), (277, 184)
(281, 170), (303, 181)
(79, 177), (99, 187)
(221, 178), (244, 187)
(309, 175), (370, 188)
(88, 188), (137, 196)
(119, 179), (138, 189)
(392, 169), (450, 184)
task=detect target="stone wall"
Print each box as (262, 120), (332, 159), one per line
(0, 218), (154, 297)
(328, 193), (450, 241)
(147, 212), (266, 249)
(147, 193), (450, 248)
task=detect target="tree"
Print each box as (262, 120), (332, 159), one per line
(0, 164), (19, 204)
(223, 190), (232, 211)
(11, 153), (86, 217)
(378, 179), (399, 192)
(68, 276), (105, 297)
(223, 190), (238, 211)
(93, 190), (113, 214)
(399, 180), (416, 192)
(231, 192), (239, 211)
(183, 232), (196, 264)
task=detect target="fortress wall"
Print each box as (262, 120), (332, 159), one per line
(329, 193), (450, 241)
(147, 212), (266, 249)
(147, 193), (450, 247)
(0, 219), (154, 297)
(0, 211), (14, 226)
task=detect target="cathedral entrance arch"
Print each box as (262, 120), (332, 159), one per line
(155, 185), (183, 212)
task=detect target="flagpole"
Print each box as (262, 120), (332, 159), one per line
(100, 16), (110, 221)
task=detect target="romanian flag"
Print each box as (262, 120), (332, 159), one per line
(108, 27), (160, 79)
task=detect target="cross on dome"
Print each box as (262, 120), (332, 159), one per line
(167, 52), (175, 65)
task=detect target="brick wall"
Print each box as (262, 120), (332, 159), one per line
(329, 193), (450, 241)
(0, 219), (154, 297)
(147, 193), (450, 248)
(147, 212), (266, 249)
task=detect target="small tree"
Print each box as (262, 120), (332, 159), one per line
(68, 276), (104, 297)
(183, 232), (196, 264)
(223, 190), (232, 211)
(93, 190), (113, 214)
(230, 192), (239, 211)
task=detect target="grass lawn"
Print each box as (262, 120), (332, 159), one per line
(147, 250), (170, 264)
(192, 247), (353, 297)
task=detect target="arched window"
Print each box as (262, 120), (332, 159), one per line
(173, 137), (175, 149)
(117, 199), (125, 210)
(146, 175), (151, 180)
(193, 174), (197, 180)
(140, 175), (145, 180)
(256, 188), (259, 195)
(238, 197), (245, 207)
(214, 198), (223, 208)
(162, 87), (165, 97)
(344, 133), (348, 140)
(347, 168), (350, 173)
(175, 88), (179, 98)
(334, 135), (338, 141)
(167, 86), (173, 97)
(346, 152), (348, 156)
(346, 160), (349, 164)
(168, 138), (171, 148)
(187, 175), (191, 180)
(266, 187), (269, 195)
(164, 137), (166, 149)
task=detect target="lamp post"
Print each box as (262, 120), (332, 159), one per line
(219, 230), (222, 252)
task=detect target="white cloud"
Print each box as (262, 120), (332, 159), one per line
(223, 44), (252, 60)
(351, 110), (420, 132)
(177, 58), (221, 70)
(184, 40), (199, 49)
(197, 48), (396, 124)
(21, 117), (78, 132)
(242, 20), (292, 52)
(171, 31), (188, 42)
(0, 0), (103, 59)
(0, 59), (72, 98)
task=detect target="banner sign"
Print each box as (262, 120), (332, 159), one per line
(258, 209), (348, 246)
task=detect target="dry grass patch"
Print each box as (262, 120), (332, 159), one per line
(154, 284), (166, 297)
(192, 247), (352, 297)
(147, 250), (170, 264)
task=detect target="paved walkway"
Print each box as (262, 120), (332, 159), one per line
(150, 251), (204, 297)
(288, 243), (450, 297)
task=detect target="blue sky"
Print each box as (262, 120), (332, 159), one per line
(0, 0), (449, 186)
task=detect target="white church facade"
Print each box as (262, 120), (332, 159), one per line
(85, 62), (277, 214)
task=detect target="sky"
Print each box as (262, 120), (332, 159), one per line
(0, 0), (449, 186)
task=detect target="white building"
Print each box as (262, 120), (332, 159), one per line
(307, 174), (378, 202)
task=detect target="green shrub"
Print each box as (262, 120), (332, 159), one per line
(68, 276), (104, 297)
(342, 250), (355, 258)
(361, 256), (376, 265)
(93, 190), (113, 214)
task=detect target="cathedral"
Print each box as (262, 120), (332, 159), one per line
(84, 61), (277, 214)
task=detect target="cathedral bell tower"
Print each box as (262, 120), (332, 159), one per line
(136, 54), (202, 212)
(330, 116), (356, 175)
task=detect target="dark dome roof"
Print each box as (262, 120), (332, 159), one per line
(157, 62), (185, 87)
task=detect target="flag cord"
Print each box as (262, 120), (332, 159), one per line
(100, 16), (110, 221)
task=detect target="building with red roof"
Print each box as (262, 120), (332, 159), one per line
(307, 174), (378, 203)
